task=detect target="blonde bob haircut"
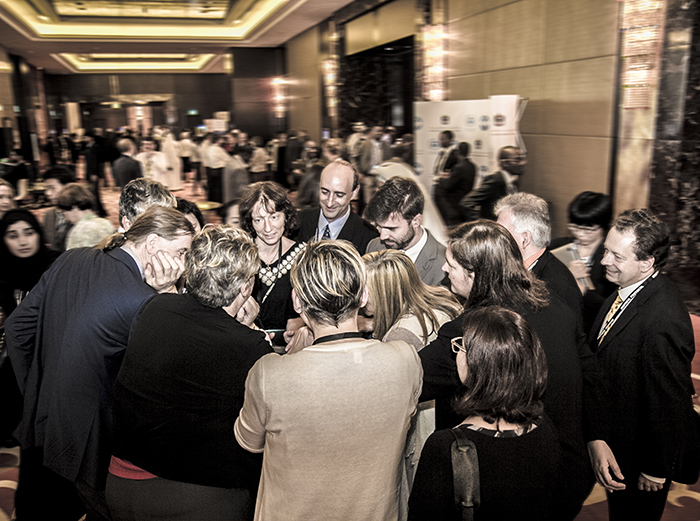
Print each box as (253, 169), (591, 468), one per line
(290, 240), (365, 327)
(363, 250), (461, 344)
(185, 225), (260, 308)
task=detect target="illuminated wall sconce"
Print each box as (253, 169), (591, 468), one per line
(422, 24), (446, 102)
(322, 58), (339, 119)
(271, 77), (288, 119)
(619, 0), (666, 109)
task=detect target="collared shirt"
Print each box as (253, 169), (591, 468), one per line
(403, 226), (428, 264)
(314, 207), (352, 242)
(524, 247), (546, 270)
(121, 244), (145, 281)
(500, 169), (519, 195)
(208, 145), (231, 169)
(433, 145), (456, 175)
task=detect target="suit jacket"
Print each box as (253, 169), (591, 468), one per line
(434, 157), (476, 225)
(366, 229), (447, 286)
(294, 208), (378, 254)
(356, 138), (375, 175)
(588, 274), (695, 479)
(550, 237), (617, 334)
(6, 247), (157, 489)
(531, 249), (584, 321)
(42, 207), (72, 252)
(459, 170), (508, 220)
(112, 154), (143, 188)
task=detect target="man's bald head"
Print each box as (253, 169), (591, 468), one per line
(318, 160), (359, 223)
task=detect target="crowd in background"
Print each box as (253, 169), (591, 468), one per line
(0, 120), (696, 521)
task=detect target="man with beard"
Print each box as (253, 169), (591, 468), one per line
(365, 176), (446, 286)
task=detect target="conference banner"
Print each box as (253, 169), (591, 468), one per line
(413, 95), (525, 195)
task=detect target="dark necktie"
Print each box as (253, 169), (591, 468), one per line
(322, 225), (331, 240)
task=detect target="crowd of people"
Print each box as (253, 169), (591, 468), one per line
(0, 121), (696, 521)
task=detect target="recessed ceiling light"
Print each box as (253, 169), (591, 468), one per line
(37, 15), (50, 22)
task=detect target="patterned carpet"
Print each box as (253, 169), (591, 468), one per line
(0, 163), (699, 520)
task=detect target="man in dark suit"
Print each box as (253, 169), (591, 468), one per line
(496, 192), (584, 319)
(431, 130), (460, 178)
(434, 141), (476, 225)
(365, 176), (446, 286)
(586, 209), (695, 521)
(295, 159), (378, 254)
(460, 145), (525, 220)
(112, 138), (142, 189)
(5, 207), (194, 521)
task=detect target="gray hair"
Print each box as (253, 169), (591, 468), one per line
(185, 225), (260, 308)
(119, 178), (177, 226)
(494, 193), (551, 249)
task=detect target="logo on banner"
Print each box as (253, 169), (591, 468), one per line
(414, 162), (423, 175)
(494, 114), (506, 127)
(440, 115), (450, 125)
(479, 116), (490, 131)
(428, 139), (441, 150)
(414, 117), (423, 131)
(466, 115), (476, 127)
(474, 140), (483, 150)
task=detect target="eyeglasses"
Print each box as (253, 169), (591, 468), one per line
(451, 337), (466, 354)
(567, 224), (602, 234)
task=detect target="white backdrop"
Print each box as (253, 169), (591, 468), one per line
(413, 95), (526, 194)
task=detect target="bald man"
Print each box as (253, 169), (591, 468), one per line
(295, 159), (378, 253)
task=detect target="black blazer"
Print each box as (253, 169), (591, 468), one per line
(549, 237), (617, 334)
(588, 274), (695, 479)
(531, 249), (584, 321)
(112, 154), (143, 189)
(294, 208), (378, 254)
(435, 158), (476, 225)
(459, 170), (508, 221)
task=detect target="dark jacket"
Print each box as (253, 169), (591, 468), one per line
(6, 247), (157, 489)
(295, 208), (378, 255)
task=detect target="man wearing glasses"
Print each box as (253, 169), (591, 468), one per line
(459, 145), (526, 221)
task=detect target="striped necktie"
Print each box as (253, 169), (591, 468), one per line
(599, 294), (623, 344)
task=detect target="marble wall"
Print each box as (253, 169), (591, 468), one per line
(649, 0), (700, 312)
(446, 0), (619, 237)
(286, 27), (323, 142)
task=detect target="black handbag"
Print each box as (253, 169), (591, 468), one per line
(450, 427), (480, 521)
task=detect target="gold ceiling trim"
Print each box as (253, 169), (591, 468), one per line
(1, 0), (289, 40)
(54, 52), (217, 72)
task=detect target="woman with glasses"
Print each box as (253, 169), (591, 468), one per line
(418, 220), (603, 521)
(550, 191), (617, 334)
(409, 306), (561, 521)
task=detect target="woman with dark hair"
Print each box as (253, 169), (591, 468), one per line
(550, 191), (617, 333)
(176, 196), (205, 233)
(409, 306), (561, 520)
(419, 220), (604, 521)
(239, 181), (305, 332)
(0, 209), (61, 447)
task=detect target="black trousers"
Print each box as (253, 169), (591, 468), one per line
(14, 447), (85, 521)
(207, 167), (223, 203)
(606, 474), (671, 521)
(106, 473), (254, 521)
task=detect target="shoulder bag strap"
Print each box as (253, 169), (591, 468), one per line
(450, 427), (481, 521)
